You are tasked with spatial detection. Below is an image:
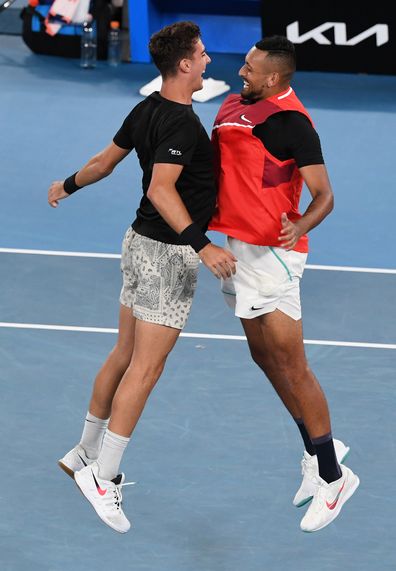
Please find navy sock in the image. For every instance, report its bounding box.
[312,433,342,484]
[294,417,316,456]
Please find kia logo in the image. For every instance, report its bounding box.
[287,21,389,47]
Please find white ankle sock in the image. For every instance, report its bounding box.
[79,411,109,460]
[97,429,130,481]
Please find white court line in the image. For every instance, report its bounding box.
[306,264,396,274]
[0,322,395,350]
[0,247,120,259]
[1,247,395,274]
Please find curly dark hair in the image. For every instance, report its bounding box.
[149,21,201,78]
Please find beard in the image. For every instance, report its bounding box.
[240,84,262,102]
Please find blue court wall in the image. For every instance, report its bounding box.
[128,0,262,62]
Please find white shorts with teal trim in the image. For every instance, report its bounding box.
[221,237,308,321]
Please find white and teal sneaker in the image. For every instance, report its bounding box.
[300,464,359,532]
[293,439,350,507]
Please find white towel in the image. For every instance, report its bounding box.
[139,76,230,103]
[139,75,162,97]
[49,0,80,23]
[192,78,230,102]
[71,0,91,23]
[45,0,90,36]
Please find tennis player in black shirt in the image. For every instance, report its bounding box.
[48,21,236,533]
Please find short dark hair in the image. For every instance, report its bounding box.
[149,21,201,79]
[255,35,296,79]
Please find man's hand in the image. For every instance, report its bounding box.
[278,212,302,250]
[198,243,237,279]
[48,181,69,208]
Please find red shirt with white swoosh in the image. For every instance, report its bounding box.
[209,88,313,253]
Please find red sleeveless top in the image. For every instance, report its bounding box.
[209,88,312,253]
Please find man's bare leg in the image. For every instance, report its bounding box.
[91,319,180,481]
[108,319,181,437]
[89,303,137,420]
[59,304,137,475]
[241,310,341,483]
[76,304,137,462]
[241,310,330,436]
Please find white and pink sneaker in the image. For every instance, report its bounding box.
[74,461,130,533]
[58,444,93,478]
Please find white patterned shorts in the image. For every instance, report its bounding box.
[119,227,200,329]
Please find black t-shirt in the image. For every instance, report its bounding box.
[252,110,324,168]
[113,92,216,244]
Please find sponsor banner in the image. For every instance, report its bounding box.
[261,4,395,75]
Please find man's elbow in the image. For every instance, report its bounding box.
[93,151,115,178]
[147,185,164,205]
[326,192,335,215]
[146,186,155,203]
[97,162,114,178]
[147,182,174,206]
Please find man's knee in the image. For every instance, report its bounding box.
[251,344,308,381]
[128,359,166,393]
[249,345,270,371]
[111,343,134,371]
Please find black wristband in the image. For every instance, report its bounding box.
[63,172,82,195]
[179,223,211,253]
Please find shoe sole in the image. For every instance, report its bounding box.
[58,460,75,479]
[74,473,130,534]
[339,448,350,465]
[294,495,313,508]
[294,446,351,508]
[301,474,360,533]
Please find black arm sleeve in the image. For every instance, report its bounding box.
[253,111,324,168]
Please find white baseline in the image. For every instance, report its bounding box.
[0,322,395,350]
[0,247,395,274]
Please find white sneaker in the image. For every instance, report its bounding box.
[58,444,94,478]
[300,464,359,532]
[74,462,131,533]
[293,439,350,507]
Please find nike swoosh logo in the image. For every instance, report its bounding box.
[250,305,264,311]
[326,481,345,510]
[92,470,107,496]
[77,453,87,467]
[240,114,252,123]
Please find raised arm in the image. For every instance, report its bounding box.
[48,142,131,208]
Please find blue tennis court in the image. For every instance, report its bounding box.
[1,33,396,571]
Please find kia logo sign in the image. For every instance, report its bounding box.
[287,21,389,47]
[261,4,395,74]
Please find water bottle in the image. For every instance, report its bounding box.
[107,21,121,67]
[80,17,97,69]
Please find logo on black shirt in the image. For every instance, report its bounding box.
[169,148,182,156]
